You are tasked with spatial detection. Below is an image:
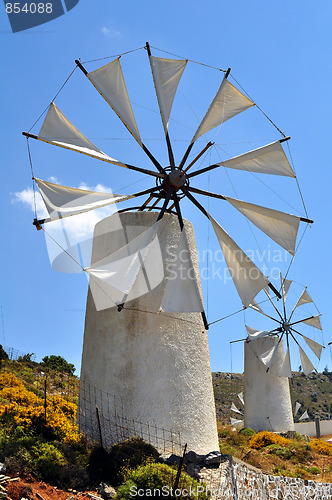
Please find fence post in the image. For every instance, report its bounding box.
[96,406,103,448]
[229,456,239,500]
[173,443,187,495]
[315,416,321,439]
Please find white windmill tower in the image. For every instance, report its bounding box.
[243,276,323,432]
[22,43,314,452]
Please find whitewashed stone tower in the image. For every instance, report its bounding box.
[244,336,294,432]
[79,211,219,454]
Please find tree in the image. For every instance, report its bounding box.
[0,344,8,362]
[41,355,76,375]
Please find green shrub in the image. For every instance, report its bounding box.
[267,444,293,460]
[31,442,66,481]
[239,428,256,437]
[88,438,160,486]
[116,463,209,499]
[294,466,307,478]
[307,466,321,475]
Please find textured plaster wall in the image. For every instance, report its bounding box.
[79,212,219,454]
[244,336,294,432]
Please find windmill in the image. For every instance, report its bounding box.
[230,392,245,427]
[22,43,314,451]
[243,276,323,432]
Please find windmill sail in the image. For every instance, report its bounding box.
[299,410,309,421]
[230,417,243,425]
[280,347,292,378]
[294,401,301,416]
[87,58,142,145]
[160,229,203,313]
[245,325,269,340]
[301,315,322,331]
[209,215,269,308]
[248,299,263,313]
[191,78,254,144]
[259,342,281,371]
[149,56,187,134]
[294,288,313,309]
[238,392,244,406]
[85,223,163,311]
[302,335,323,359]
[299,346,315,376]
[281,277,292,302]
[219,141,296,177]
[38,103,122,164]
[231,402,243,415]
[225,196,301,255]
[35,178,133,221]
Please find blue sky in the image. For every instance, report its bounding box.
[1,0,331,375]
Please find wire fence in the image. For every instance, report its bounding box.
[78,379,183,455]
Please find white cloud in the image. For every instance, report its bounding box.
[101,26,123,38]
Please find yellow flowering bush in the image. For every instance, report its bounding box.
[0,373,80,445]
[311,439,332,456]
[249,431,290,450]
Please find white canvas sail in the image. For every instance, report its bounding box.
[38,103,120,163]
[249,299,263,313]
[294,401,301,417]
[85,223,162,310]
[35,178,133,221]
[87,58,142,145]
[259,342,281,371]
[299,346,315,375]
[301,315,322,331]
[230,417,243,425]
[238,392,244,406]
[281,278,292,302]
[294,288,313,309]
[302,335,323,359]
[299,410,309,421]
[160,230,203,313]
[191,78,254,143]
[245,325,269,340]
[280,347,292,378]
[219,141,296,177]
[225,196,300,255]
[231,402,243,415]
[209,215,269,308]
[149,56,187,134]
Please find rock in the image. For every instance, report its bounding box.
[0,464,6,474]
[67,497,75,500]
[186,463,201,479]
[99,482,116,499]
[204,451,222,466]
[165,454,181,466]
[184,450,198,464]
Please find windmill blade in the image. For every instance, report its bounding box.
[82,58,142,146]
[301,335,323,359]
[208,215,269,308]
[148,54,187,136]
[281,277,292,302]
[280,347,292,378]
[259,341,282,371]
[291,288,313,314]
[76,58,165,174]
[299,410,309,421]
[160,229,204,313]
[294,401,301,416]
[191,77,254,144]
[300,315,322,331]
[34,178,159,222]
[218,140,295,177]
[230,417,244,425]
[248,299,263,313]
[245,325,270,340]
[238,392,244,406]
[225,196,301,255]
[23,103,164,179]
[299,345,315,376]
[85,222,162,311]
[231,402,243,415]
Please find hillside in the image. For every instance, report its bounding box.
[213,371,332,423]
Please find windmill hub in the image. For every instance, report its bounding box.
[167,169,187,190]
[282,320,291,332]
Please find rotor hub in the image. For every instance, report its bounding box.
[167,169,187,190]
[282,320,291,332]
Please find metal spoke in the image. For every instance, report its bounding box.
[187,186,226,201]
[187,163,220,179]
[290,314,322,328]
